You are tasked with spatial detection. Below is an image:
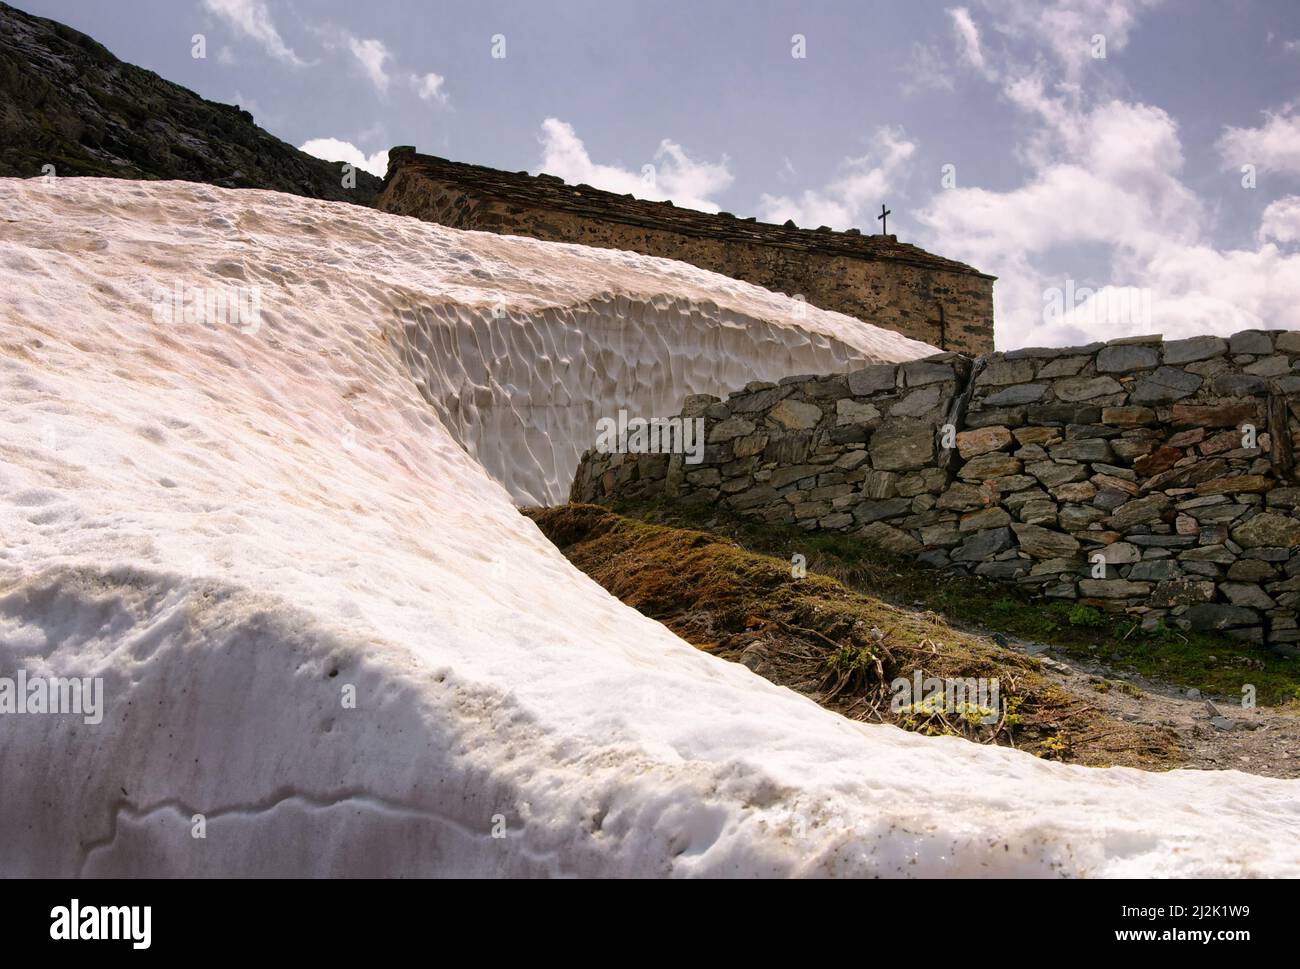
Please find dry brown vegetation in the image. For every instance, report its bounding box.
[528,503,1185,769]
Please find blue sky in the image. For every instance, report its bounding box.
[19,0,1300,349]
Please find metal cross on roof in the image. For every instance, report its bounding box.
[877,203,891,235]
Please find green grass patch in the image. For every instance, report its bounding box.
[528,502,1184,767]
[603,497,1300,706]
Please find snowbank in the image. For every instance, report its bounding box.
[0,178,1297,877]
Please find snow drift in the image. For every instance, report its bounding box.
[0,178,1297,877]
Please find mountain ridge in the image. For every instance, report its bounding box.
[0,1,381,203]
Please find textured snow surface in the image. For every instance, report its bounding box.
[0,177,929,508]
[1,178,1298,877]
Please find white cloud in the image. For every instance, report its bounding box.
[412,72,449,104]
[202,0,304,66]
[1217,110,1300,175]
[536,119,732,213]
[312,27,448,102]
[977,0,1164,83]
[757,127,916,230]
[917,138,1239,348]
[948,7,992,78]
[1261,196,1300,245]
[906,2,1300,348]
[731,0,1300,348]
[347,36,392,93]
[902,43,955,95]
[299,138,389,178]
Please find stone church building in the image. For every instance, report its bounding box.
[376,147,996,354]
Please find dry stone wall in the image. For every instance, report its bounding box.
[571,331,1300,654]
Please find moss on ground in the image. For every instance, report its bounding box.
[527,503,1194,769]
[593,498,1300,707]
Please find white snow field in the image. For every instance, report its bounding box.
[0,178,1298,878]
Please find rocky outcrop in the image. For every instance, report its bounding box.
[0,2,380,203]
[572,331,1300,653]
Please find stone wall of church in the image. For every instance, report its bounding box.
[376,149,996,354]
